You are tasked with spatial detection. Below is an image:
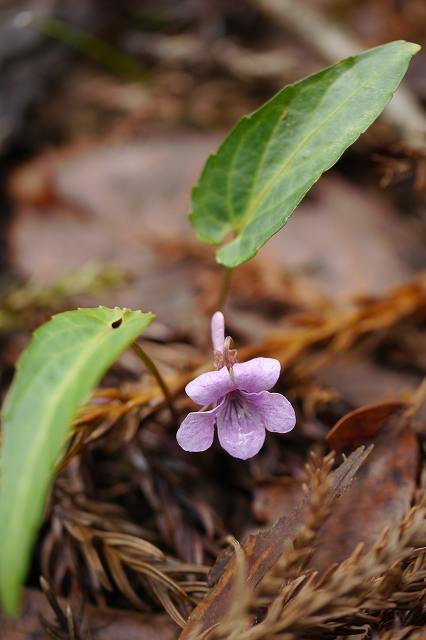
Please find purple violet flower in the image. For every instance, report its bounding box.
[176,311,296,460]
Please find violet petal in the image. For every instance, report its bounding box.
[243,390,296,433]
[185,366,235,406]
[211,311,225,353]
[176,403,222,452]
[233,358,281,393]
[216,394,265,460]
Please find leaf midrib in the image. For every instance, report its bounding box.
[234,54,395,233]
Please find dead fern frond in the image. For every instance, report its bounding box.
[255,497,425,638]
[40,577,86,640]
[202,538,253,640]
[376,627,426,640]
[42,489,210,627]
[239,272,426,378]
[199,454,426,640]
[258,451,335,601]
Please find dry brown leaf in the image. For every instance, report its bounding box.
[252,477,305,524]
[309,403,419,571]
[179,447,370,639]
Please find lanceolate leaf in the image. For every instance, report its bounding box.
[190,41,420,268]
[0,307,154,615]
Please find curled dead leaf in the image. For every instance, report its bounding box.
[310,402,419,572]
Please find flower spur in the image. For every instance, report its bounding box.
[177,312,296,460]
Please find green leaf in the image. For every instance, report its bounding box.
[0,307,154,615]
[190,40,420,267]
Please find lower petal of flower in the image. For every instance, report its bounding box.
[243,390,296,433]
[216,394,265,460]
[176,404,221,452]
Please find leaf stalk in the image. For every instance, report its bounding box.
[217,267,233,310]
[131,342,178,423]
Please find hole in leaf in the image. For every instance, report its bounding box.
[111,318,123,329]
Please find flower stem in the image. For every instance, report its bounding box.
[216,267,233,310]
[131,342,178,423]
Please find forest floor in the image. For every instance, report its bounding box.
[0,1,425,638]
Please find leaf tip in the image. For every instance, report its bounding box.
[408,41,421,55]
[380,39,420,55]
[394,39,421,55]
[394,40,422,56]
